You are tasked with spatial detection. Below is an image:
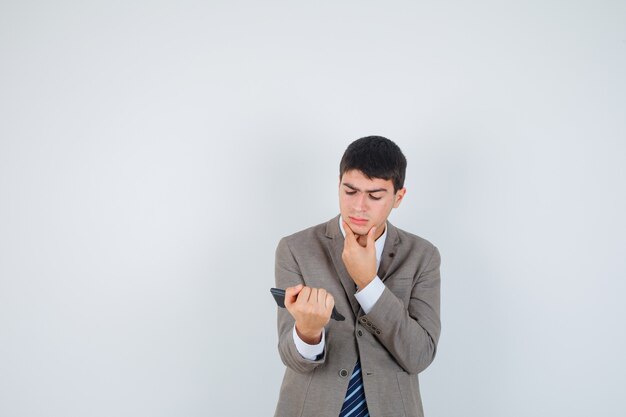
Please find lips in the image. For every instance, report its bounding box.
[349,216,368,225]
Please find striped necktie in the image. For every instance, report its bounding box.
[339,360,369,417]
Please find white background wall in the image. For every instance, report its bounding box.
[1,1,625,416]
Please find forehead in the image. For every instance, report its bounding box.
[340,169,393,189]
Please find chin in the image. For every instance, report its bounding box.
[349,223,370,235]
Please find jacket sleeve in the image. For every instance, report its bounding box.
[275,237,326,373]
[360,245,441,374]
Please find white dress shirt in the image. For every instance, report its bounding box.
[293,216,387,360]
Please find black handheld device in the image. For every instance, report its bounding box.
[270,288,345,321]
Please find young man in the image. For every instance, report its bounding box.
[274,136,441,417]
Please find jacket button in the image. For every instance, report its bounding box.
[339,369,349,378]
[357,329,363,337]
[359,317,367,324]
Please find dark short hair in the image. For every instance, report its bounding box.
[339,136,407,193]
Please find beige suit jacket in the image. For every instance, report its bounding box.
[274,215,441,417]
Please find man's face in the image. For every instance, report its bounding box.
[338,169,406,239]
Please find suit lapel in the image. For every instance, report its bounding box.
[377,221,402,282]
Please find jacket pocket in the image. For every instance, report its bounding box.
[275,369,313,417]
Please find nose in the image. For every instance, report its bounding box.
[353,193,368,212]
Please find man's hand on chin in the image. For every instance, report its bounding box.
[341,221,377,289]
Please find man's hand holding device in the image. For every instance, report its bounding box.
[284,285,335,345]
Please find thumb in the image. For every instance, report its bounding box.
[285,284,303,307]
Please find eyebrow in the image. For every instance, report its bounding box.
[342,182,389,193]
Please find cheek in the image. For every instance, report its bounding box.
[373,201,394,219]
[338,199,350,214]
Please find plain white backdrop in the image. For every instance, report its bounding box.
[1,1,625,416]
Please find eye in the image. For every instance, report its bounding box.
[369,195,382,201]
[345,190,357,195]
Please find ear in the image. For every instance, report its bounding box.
[393,188,406,208]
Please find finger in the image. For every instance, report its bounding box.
[367,226,377,247]
[325,292,335,310]
[317,288,327,305]
[284,284,303,307]
[342,221,356,241]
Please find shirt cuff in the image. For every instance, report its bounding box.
[293,325,325,360]
[355,276,385,314]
